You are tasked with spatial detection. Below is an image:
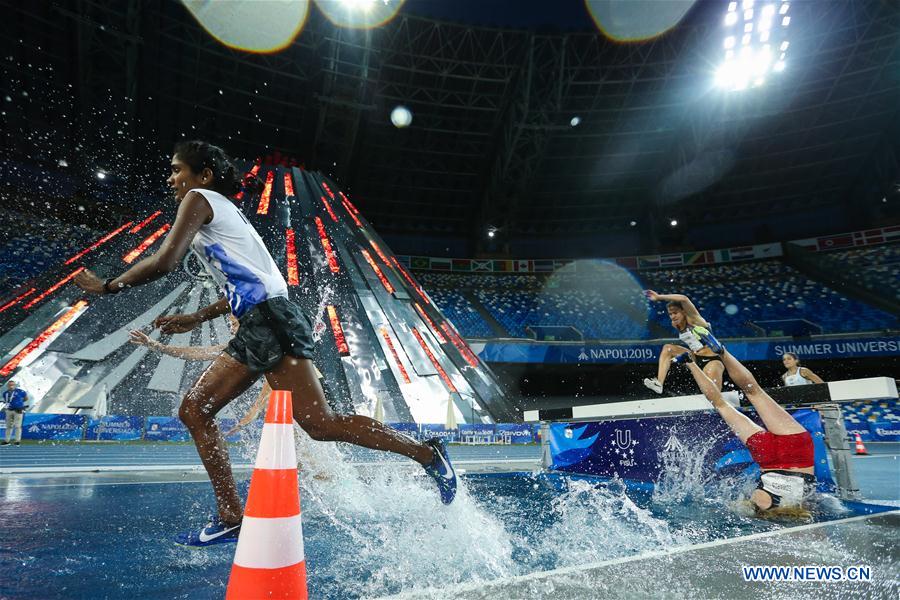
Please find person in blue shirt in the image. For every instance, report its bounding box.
[2,380,29,446]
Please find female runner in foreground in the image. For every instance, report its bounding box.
[643,290,726,395]
[75,141,456,546]
[680,339,816,517]
[780,352,825,387]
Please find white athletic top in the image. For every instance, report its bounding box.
[188,188,287,317]
[678,326,706,352]
[783,369,814,387]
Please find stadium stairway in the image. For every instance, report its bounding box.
[461,289,510,337]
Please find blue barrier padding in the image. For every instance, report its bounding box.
[548,408,836,494]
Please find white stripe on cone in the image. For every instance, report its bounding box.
[233,515,306,570]
[254,423,298,470]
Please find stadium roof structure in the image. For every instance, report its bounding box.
[3,1,898,248]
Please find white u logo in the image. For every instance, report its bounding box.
[615,429,632,449]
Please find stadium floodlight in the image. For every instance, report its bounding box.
[780,2,789,14]
[96,171,106,180]
[715,0,791,91]
[669,219,678,227]
[570,116,581,127]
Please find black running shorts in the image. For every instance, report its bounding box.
[225,296,316,373]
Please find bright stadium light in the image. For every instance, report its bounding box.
[669,219,678,227]
[715,0,791,91]
[96,171,107,180]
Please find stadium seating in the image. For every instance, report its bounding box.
[423,286,495,338]
[418,259,897,339]
[0,209,97,290]
[819,244,900,302]
[842,398,900,426]
[640,268,897,337]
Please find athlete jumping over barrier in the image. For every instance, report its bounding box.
[677,333,816,519]
[643,290,726,396]
[75,140,457,547]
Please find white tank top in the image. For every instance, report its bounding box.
[678,326,706,352]
[188,188,287,317]
[784,369,813,386]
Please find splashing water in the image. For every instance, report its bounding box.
[526,477,682,569]
[652,428,723,505]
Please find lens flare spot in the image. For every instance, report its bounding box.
[585,0,698,41]
[315,0,405,30]
[181,0,310,53]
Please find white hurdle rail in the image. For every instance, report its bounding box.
[523,377,898,423]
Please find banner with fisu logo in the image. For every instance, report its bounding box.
[547,409,835,493]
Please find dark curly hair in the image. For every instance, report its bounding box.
[173,140,241,196]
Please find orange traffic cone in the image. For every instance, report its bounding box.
[226,390,308,600]
[854,433,869,456]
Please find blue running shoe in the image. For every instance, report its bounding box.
[691,325,724,354]
[423,438,457,505]
[175,516,241,547]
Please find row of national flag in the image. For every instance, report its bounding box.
[399,244,784,273]
[400,256,569,273]
[793,225,900,252]
[398,226,898,273]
